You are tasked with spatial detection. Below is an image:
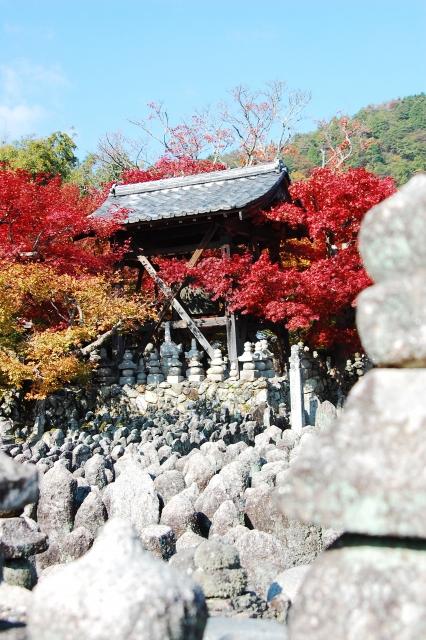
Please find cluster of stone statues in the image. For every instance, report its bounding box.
[112,323,277,387]
[88,322,278,387]
[238,340,276,381]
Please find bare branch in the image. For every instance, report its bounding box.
[78,321,124,356]
[93,129,149,178]
[317,112,368,171]
[50,297,70,325]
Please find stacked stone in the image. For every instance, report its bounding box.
[228,361,239,381]
[118,351,136,386]
[166,354,183,384]
[0,452,42,631]
[276,175,426,639]
[206,349,226,382]
[146,349,164,385]
[89,348,117,386]
[262,339,275,378]
[193,538,269,619]
[254,340,275,379]
[186,340,205,382]
[0,454,42,587]
[238,342,259,382]
[0,515,47,590]
[135,358,147,385]
[187,339,200,361]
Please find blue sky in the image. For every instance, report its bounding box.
[0,0,425,161]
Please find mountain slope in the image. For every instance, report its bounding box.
[286,93,426,185]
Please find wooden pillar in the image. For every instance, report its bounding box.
[238,315,248,355]
[275,323,291,374]
[111,331,126,364]
[221,234,238,369]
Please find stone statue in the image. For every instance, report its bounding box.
[118,350,137,386]
[206,349,226,382]
[186,339,205,382]
[238,342,259,381]
[146,349,164,385]
[160,322,183,379]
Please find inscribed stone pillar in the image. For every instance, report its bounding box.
[289,345,304,434]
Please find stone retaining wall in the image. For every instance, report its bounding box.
[0,377,289,445]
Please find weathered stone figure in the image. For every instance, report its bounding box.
[146,348,164,385]
[276,174,426,639]
[118,350,137,386]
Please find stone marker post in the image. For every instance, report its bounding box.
[289,344,304,434]
[275,175,426,639]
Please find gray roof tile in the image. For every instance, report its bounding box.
[91,160,287,225]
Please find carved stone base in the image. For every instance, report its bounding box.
[167,375,184,383]
[240,370,260,381]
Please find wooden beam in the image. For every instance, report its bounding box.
[187,224,218,267]
[169,317,227,329]
[137,255,215,358]
[131,224,217,358]
[138,317,227,331]
[135,240,223,258]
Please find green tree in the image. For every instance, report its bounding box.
[0,132,78,180]
[68,153,120,190]
[286,94,426,185]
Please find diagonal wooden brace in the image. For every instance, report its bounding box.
[136,254,215,359]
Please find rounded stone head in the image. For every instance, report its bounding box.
[359,174,426,283]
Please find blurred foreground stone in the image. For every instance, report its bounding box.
[28,518,207,640]
[276,175,426,639]
[0,452,41,636]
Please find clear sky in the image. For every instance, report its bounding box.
[0,0,425,161]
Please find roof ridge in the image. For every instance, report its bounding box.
[111,159,284,197]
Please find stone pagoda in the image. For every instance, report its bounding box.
[238,342,259,381]
[185,339,205,382]
[160,322,183,383]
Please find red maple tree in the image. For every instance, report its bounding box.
[0,163,123,274]
[153,167,396,351]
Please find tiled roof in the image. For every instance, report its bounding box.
[91,160,288,225]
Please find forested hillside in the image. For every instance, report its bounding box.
[286,93,426,185]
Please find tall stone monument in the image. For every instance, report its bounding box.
[289,344,304,434]
[276,175,426,638]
